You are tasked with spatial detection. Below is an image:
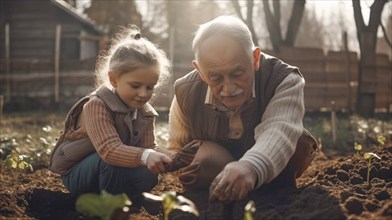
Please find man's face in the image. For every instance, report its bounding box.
[194,35,260,110]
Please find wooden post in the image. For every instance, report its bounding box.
[0,95,3,123]
[331,101,337,145]
[168,26,175,101]
[54,24,61,103]
[343,31,352,112]
[5,23,10,102]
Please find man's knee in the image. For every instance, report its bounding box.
[269,129,318,187]
[294,129,318,177]
[179,141,235,190]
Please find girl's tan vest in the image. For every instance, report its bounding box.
[49,86,157,175]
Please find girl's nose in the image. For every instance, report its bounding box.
[138,87,147,97]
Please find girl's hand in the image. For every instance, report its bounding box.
[146,152,173,174]
[165,140,201,172]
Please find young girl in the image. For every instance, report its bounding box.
[49,25,174,207]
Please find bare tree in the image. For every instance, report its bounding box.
[295,5,325,49]
[231,0,258,45]
[262,0,306,52]
[84,0,143,37]
[352,0,388,117]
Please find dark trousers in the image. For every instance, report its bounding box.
[179,129,318,190]
[62,153,158,199]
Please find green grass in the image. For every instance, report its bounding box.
[1,112,391,171]
[304,112,391,153]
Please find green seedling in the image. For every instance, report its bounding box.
[354,142,363,157]
[76,190,132,220]
[143,191,199,220]
[363,152,381,186]
[376,135,386,150]
[244,200,256,220]
[4,153,33,172]
[0,137,17,160]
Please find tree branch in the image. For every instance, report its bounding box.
[263,0,282,51]
[246,0,253,24]
[368,0,387,31]
[352,0,365,31]
[284,0,306,46]
[380,19,392,48]
[272,0,281,28]
[231,0,245,21]
[246,0,259,46]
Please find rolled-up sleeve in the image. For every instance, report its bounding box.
[240,72,305,188]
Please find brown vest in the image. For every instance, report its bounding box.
[49,86,157,175]
[175,53,301,159]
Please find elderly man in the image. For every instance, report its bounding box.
[166,15,318,203]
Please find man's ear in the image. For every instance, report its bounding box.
[109,72,117,88]
[193,60,207,82]
[253,47,261,71]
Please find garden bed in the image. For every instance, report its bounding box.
[0,113,391,220]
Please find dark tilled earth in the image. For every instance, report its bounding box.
[1,145,391,220]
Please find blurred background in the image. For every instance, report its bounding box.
[0,0,391,171]
[0,0,391,118]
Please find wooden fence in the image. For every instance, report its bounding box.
[264,47,391,112]
[0,47,391,112]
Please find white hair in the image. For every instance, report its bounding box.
[192,15,255,60]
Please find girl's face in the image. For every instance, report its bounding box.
[109,65,160,109]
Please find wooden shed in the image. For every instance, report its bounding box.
[0,0,106,111]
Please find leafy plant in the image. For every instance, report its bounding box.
[143,191,199,220]
[4,153,33,172]
[76,190,132,220]
[244,200,256,220]
[363,152,381,186]
[0,137,18,160]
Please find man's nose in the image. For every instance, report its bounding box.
[222,78,236,95]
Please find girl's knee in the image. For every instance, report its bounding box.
[137,168,158,191]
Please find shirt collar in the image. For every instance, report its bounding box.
[131,109,138,120]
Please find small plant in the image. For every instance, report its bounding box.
[376,135,386,150]
[4,153,33,172]
[244,200,256,220]
[143,191,199,220]
[0,137,18,160]
[363,152,381,186]
[354,142,363,157]
[76,190,132,220]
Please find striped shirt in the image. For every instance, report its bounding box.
[77,98,156,167]
[167,72,304,188]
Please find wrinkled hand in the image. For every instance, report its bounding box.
[146,152,172,175]
[165,140,202,172]
[209,161,257,203]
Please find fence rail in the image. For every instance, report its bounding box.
[0,47,391,112]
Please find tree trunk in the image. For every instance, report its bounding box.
[263,0,283,52]
[263,0,305,52]
[284,0,306,46]
[352,0,387,117]
[231,0,259,46]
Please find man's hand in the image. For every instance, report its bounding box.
[209,161,257,202]
[165,140,202,172]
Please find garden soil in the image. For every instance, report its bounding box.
[1,144,391,220]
